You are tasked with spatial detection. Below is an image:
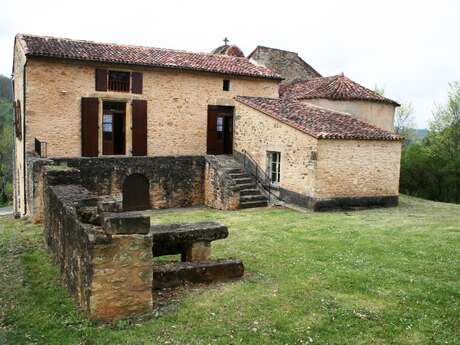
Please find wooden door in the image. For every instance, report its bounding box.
[81,97,99,157]
[207,106,234,155]
[132,100,148,156]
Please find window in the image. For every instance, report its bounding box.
[267,151,281,186]
[103,114,113,140]
[108,71,130,92]
[223,79,230,91]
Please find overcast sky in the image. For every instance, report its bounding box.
[2,0,459,128]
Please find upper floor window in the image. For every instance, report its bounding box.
[223,79,230,91]
[108,71,130,92]
[95,69,143,94]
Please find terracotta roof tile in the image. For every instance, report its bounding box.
[17,34,281,80]
[279,74,399,106]
[235,96,402,141]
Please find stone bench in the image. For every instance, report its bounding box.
[151,221,228,262]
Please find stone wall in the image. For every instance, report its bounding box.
[234,102,319,197]
[249,46,321,84]
[43,166,153,321]
[304,98,396,132]
[23,58,279,157]
[315,139,401,199]
[204,156,240,210]
[12,40,27,215]
[28,156,205,222]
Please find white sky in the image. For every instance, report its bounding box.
[2,0,459,128]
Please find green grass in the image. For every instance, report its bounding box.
[1,195,459,344]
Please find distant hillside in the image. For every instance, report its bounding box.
[0,75,12,101]
[414,128,428,140]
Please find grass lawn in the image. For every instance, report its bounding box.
[0,195,459,345]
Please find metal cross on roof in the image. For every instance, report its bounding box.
[223,37,229,45]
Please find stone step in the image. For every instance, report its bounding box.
[225,168,243,174]
[240,188,262,196]
[240,194,267,203]
[228,172,249,179]
[233,177,254,185]
[239,200,268,209]
[235,182,257,190]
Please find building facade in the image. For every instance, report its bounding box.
[12,34,402,216]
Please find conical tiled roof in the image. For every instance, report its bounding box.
[280,74,399,106]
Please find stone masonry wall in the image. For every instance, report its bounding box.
[24,58,279,157]
[28,156,205,222]
[249,46,321,85]
[315,139,401,199]
[304,99,396,132]
[234,102,318,197]
[204,156,240,210]
[43,166,153,321]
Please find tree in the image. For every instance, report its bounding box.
[399,82,460,204]
[394,102,416,144]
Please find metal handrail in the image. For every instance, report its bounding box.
[240,149,277,203]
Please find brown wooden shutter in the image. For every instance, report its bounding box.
[95,69,108,91]
[132,100,147,156]
[81,97,99,157]
[14,100,22,140]
[131,72,143,94]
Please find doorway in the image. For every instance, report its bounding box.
[102,101,126,155]
[122,174,150,211]
[207,105,234,155]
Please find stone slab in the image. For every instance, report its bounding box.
[102,213,150,234]
[151,221,228,257]
[152,259,244,289]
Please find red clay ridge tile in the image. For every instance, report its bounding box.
[235,96,402,141]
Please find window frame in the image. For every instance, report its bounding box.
[267,151,281,187]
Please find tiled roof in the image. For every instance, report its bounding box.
[16,34,281,80]
[235,96,401,141]
[279,74,399,106]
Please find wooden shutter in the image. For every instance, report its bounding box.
[81,97,99,157]
[14,100,22,140]
[131,72,143,94]
[131,100,147,156]
[95,69,108,91]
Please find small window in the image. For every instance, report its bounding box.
[223,79,230,91]
[108,71,130,92]
[267,151,281,186]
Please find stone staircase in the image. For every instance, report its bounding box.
[214,155,268,209]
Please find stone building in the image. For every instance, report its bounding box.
[12,34,402,217]
[248,46,322,84]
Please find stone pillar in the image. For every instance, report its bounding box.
[185,241,211,262]
[89,213,153,321]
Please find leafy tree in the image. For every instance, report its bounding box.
[0,74,13,205]
[400,82,460,203]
